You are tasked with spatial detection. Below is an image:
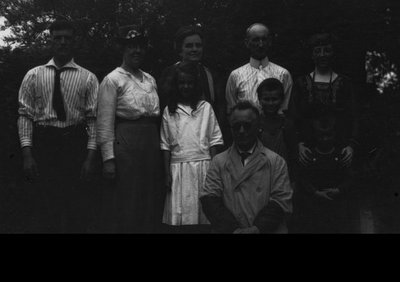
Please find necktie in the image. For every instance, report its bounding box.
[240,152,251,166]
[52,68,67,121]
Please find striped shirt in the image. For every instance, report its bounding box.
[17,59,99,150]
[225,57,293,114]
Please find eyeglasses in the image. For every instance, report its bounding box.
[231,122,253,132]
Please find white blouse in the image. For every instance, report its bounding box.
[97,67,160,161]
[160,101,223,163]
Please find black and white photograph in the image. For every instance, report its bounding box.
[0,0,399,234]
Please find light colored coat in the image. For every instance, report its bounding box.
[201,140,293,231]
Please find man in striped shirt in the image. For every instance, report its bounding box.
[17,20,99,233]
[225,23,293,115]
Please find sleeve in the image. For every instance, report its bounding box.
[17,69,36,148]
[225,71,238,115]
[96,76,118,162]
[283,118,299,182]
[85,72,99,150]
[160,108,171,151]
[280,70,294,112]
[207,104,224,147]
[345,79,360,149]
[253,156,293,233]
[270,156,293,213]
[291,77,310,144]
[297,164,317,195]
[200,156,240,233]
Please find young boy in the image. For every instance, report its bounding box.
[295,109,356,233]
[257,78,297,182]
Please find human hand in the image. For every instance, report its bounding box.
[22,147,39,183]
[23,155,39,183]
[233,226,260,234]
[340,146,354,167]
[165,172,172,191]
[81,158,95,182]
[299,143,313,166]
[103,159,116,180]
[327,188,340,199]
[314,190,334,201]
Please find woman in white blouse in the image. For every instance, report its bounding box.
[96,26,162,233]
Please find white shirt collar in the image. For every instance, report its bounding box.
[46,58,78,69]
[249,56,269,69]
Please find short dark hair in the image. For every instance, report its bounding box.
[257,78,284,99]
[49,20,76,35]
[174,25,203,52]
[230,101,260,122]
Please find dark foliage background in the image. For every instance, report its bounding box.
[1,0,399,232]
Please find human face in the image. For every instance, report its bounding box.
[230,109,259,151]
[180,34,203,62]
[313,119,336,152]
[246,25,271,60]
[178,72,196,102]
[51,29,75,61]
[315,131,335,152]
[259,89,283,115]
[312,44,334,69]
[122,41,146,70]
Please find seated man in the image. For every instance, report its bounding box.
[200,101,293,233]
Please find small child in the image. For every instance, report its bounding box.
[257,78,297,182]
[295,110,355,233]
[160,61,224,233]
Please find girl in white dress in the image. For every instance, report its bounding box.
[160,61,224,233]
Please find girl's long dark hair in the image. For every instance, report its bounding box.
[167,61,202,114]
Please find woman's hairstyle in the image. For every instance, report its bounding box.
[167,61,202,114]
[256,78,284,99]
[174,25,203,52]
[308,32,336,50]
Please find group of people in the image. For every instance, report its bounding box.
[17,18,382,233]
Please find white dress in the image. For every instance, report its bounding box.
[160,100,224,225]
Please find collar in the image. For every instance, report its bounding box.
[177,100,207,116]
[236,142,257,155]
[45,58,79,70]
[250,56,269,69]
[116,67,148,80]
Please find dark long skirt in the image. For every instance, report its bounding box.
[114,117,163,233]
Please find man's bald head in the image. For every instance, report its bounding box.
[245,23,271,60]
[246,23,270,39]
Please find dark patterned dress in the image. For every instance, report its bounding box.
[291,74,360,148]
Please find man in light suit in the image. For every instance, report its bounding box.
[200,101,292,233]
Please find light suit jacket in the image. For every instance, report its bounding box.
[201,140,293,232]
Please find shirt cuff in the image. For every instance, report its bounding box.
[20,138,32,148]
[160,143,170,151]
[87,139,97,151]
[101,141,115,162]
[210,140,224,147]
